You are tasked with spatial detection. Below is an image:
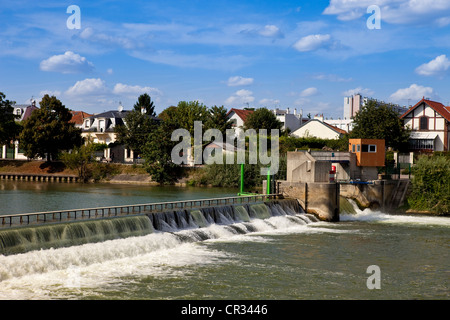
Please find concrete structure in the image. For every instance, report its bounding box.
[290,117,346,140]
[400,98,450,152]
[344,93,407,120]
[324,118,354,133]
[343,94,367,119]
[286,151,332,183]
[275,181,340,222]
[272,108,305,133]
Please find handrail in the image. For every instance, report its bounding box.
[0,194,283,228]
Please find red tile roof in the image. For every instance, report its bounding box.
[323,122,347,135]
[70,111,92,124]
[226,108,254,122]
[400,98,450,122]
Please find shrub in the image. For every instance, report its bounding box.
[408,155,450,214]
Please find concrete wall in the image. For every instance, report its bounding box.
[276,181,340,222]
[287,151,331,183]
[340,180,406,210]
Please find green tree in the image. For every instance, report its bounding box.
[19,94,83,162]
[349,99,410,151]
[175,101,210,135]
[115,109,158,156]
[133,93,156,116]
[206,105,232,135]
[142,119,182,184]
[0,92,21,145]
[244,107,282,132]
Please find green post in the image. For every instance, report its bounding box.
[240,163,244,194]
[267,168,270,195]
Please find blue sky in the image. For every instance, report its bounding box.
[1,0,450,118]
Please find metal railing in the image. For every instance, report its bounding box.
[0,194,282,228]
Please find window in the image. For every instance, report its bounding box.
[362,144,377,152]
[409,139,434,150]
[419,116,428,130]
[352,144,355,152]
[357,144,360,152]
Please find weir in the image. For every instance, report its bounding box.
[0,195,316,255]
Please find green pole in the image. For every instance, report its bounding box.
[240,163,244,194]
[267,168,270,195]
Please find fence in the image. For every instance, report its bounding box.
[0,194,282,228]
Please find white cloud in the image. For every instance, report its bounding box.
[312,73,352,82]
[390,84,436,102]
[39,90,62,98]
[113,83,162,98]
[300,87,319,97]
[225,89,255,106]
[65,78,109,96]
[323,0,450,25]
[259,98,280,106]
[415,55,450,77]
[227,76,254,87]
[258,25,284,38]
[239,24,284,39]
[342,87,374,97]
[40,51,94,74]
[293,34,331,52]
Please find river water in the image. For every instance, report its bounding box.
[0,180,448,300]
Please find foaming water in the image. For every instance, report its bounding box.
[0,204,323,299]
[340,199,450,227]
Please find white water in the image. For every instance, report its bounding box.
[341,199,450,227]
[1,203,448,300]
[0,214,325,299]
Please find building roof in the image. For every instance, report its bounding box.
[400,98,450,122]
[70,111,92,125]
[294,119,346,136]
[226,108,254,122]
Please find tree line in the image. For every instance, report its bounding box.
[1,91,413,186]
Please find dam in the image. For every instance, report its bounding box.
[0,194,317,255]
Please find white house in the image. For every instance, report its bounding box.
[82,108,159,163]
[290,118,346,140]
[1,101,39,160]
[400,98,450,152]
[226,108,254,137]
[272,108,305,133]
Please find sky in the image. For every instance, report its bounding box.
[1,0,450,119]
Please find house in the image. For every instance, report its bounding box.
[70,111,92,128]
[203,141,245,164]
[1,101,39,160]
[13,100,39,122]
[271,108,305,133]
[290,116,347,140]
[226,108,254,137]
[400,98,450,152]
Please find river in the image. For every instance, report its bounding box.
[0,180,448,301]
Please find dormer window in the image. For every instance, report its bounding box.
[419,116,428,130]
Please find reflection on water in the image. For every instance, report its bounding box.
[0,180,238,215]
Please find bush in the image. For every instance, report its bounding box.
[408,155,450,214]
